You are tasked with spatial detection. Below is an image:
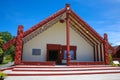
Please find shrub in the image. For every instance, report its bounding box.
[0,72,7,80]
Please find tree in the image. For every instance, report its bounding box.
[0,32,13,43]
[0,32,15,63]
[0,36,4,63]
[4,45,15,61]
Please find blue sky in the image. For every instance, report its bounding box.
[0,0,120,46]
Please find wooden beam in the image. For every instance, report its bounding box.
[70,25,94,46]
[70,19,97,45]
[70,11,103,43]
[70,16,100,44]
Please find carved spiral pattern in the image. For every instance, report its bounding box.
[15,26,23,65]
[103,33,110,64]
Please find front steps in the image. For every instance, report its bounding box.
[2,65,120,76]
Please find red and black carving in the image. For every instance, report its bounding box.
[14,25,24,65]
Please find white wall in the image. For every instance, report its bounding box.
[22,22,94,62]
[70,28,94,62]
[22,22,66,61]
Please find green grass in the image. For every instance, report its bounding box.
[0,55,13,66]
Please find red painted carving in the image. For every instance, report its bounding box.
[66,4,71,65]
[104,33,110,64]
[14,25,24,65]
[2,38,16,50]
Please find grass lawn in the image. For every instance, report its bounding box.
[0,55,13,66]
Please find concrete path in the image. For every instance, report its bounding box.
[0,62,14,69]
[4,74,120,80]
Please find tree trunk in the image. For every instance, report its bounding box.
[0,54,3,64]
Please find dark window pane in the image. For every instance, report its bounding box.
[32,49,41,55]
[70,50,74,59]
[64,50,67,59]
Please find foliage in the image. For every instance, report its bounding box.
[0,32,15,64]
[109,54,113,65]
[0,72,7,79]
[0,32,13,43]
[112,63,120,67]
[0,48,3,56]
[109,54,120,67]
[2,55,12,65]
[4,46,15,61]
[0,36,4,64]
[0,36,4,45]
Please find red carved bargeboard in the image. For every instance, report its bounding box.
[2,38,16,50]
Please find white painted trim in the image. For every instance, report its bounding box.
[101,43,104,61]
[94,45,97,61]
[70,26,94,46]
[70,16,100,44]
[98,44,101,61]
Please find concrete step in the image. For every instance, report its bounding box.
[2,65,120,76]
[7,70,120,76]
[14,65,112,68]
[12,67,120,71]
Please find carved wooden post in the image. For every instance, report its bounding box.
[104,33,110,64]
[15,25,24,65]
[66,4,71,65]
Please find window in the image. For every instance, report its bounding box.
[63,50,75,60]
[70,50,74,59]
[32,49,41,55]
[64,50,67,59]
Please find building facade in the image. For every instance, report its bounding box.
[2,4,114,65]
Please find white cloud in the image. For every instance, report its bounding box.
[114,42,120,45]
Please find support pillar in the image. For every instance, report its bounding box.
[101,43,104,61]
[104,33,110,64]
[98,44,101,61]
[66,4,71,65]
[94,45,97,61]
[15,25,24,65]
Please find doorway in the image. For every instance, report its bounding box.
[48,50,59,64]
[47,44,62,65]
